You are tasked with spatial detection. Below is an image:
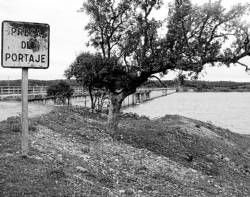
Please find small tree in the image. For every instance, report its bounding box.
[174,72,186,91]
[65,52,109,111]
[47,81,74,105]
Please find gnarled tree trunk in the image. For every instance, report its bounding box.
[88,86,97,112]
[108,92,125,133]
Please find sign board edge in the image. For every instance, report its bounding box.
[1,20,50,69]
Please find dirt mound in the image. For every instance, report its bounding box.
[0,107,249,196]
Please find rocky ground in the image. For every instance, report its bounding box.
[0,106,249,196]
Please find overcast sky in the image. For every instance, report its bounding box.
[0,0,250,82]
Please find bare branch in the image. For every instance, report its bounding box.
[237,61,250,71]
[149,75,168,88]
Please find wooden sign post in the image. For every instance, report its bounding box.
[1,20,50,157]
[21,68,29,155]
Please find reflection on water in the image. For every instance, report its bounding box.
[123,92,250,135]
[0,101,54,121]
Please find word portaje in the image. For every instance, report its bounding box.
[5,53,46,63]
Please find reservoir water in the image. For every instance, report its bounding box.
[123,92,250,135]
[0,102,54,121]
[1,92,249,134]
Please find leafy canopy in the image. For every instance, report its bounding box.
[76,0,250,95]
[47,81,74,104]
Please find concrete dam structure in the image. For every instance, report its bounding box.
[121,88,176,108]
[0,86,176,108]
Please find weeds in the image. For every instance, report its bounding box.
[5,116,37,133]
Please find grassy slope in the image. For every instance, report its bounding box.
[0,107,250,196]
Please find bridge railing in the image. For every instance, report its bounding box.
[0,86,176,96]
[0,86,47,95]
[137,87,175,91]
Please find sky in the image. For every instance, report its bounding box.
[0,0,250,82]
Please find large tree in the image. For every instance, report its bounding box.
[77,0,250,132]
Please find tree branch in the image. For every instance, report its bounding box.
[149,75,168,88]
[237,61,250,71]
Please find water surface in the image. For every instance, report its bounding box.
[124,92,250,134]
[0,101,54,121]
[1,93,249,134]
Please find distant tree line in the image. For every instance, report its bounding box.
[184,81,250,92]
[1,79,250,92]
[0,79,79,87]
[142,80,250,92]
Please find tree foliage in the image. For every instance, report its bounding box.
[65,52,111,110]
[165,0,250,72]
[47,81,74,105]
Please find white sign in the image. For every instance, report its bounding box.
[1,20,49,69]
